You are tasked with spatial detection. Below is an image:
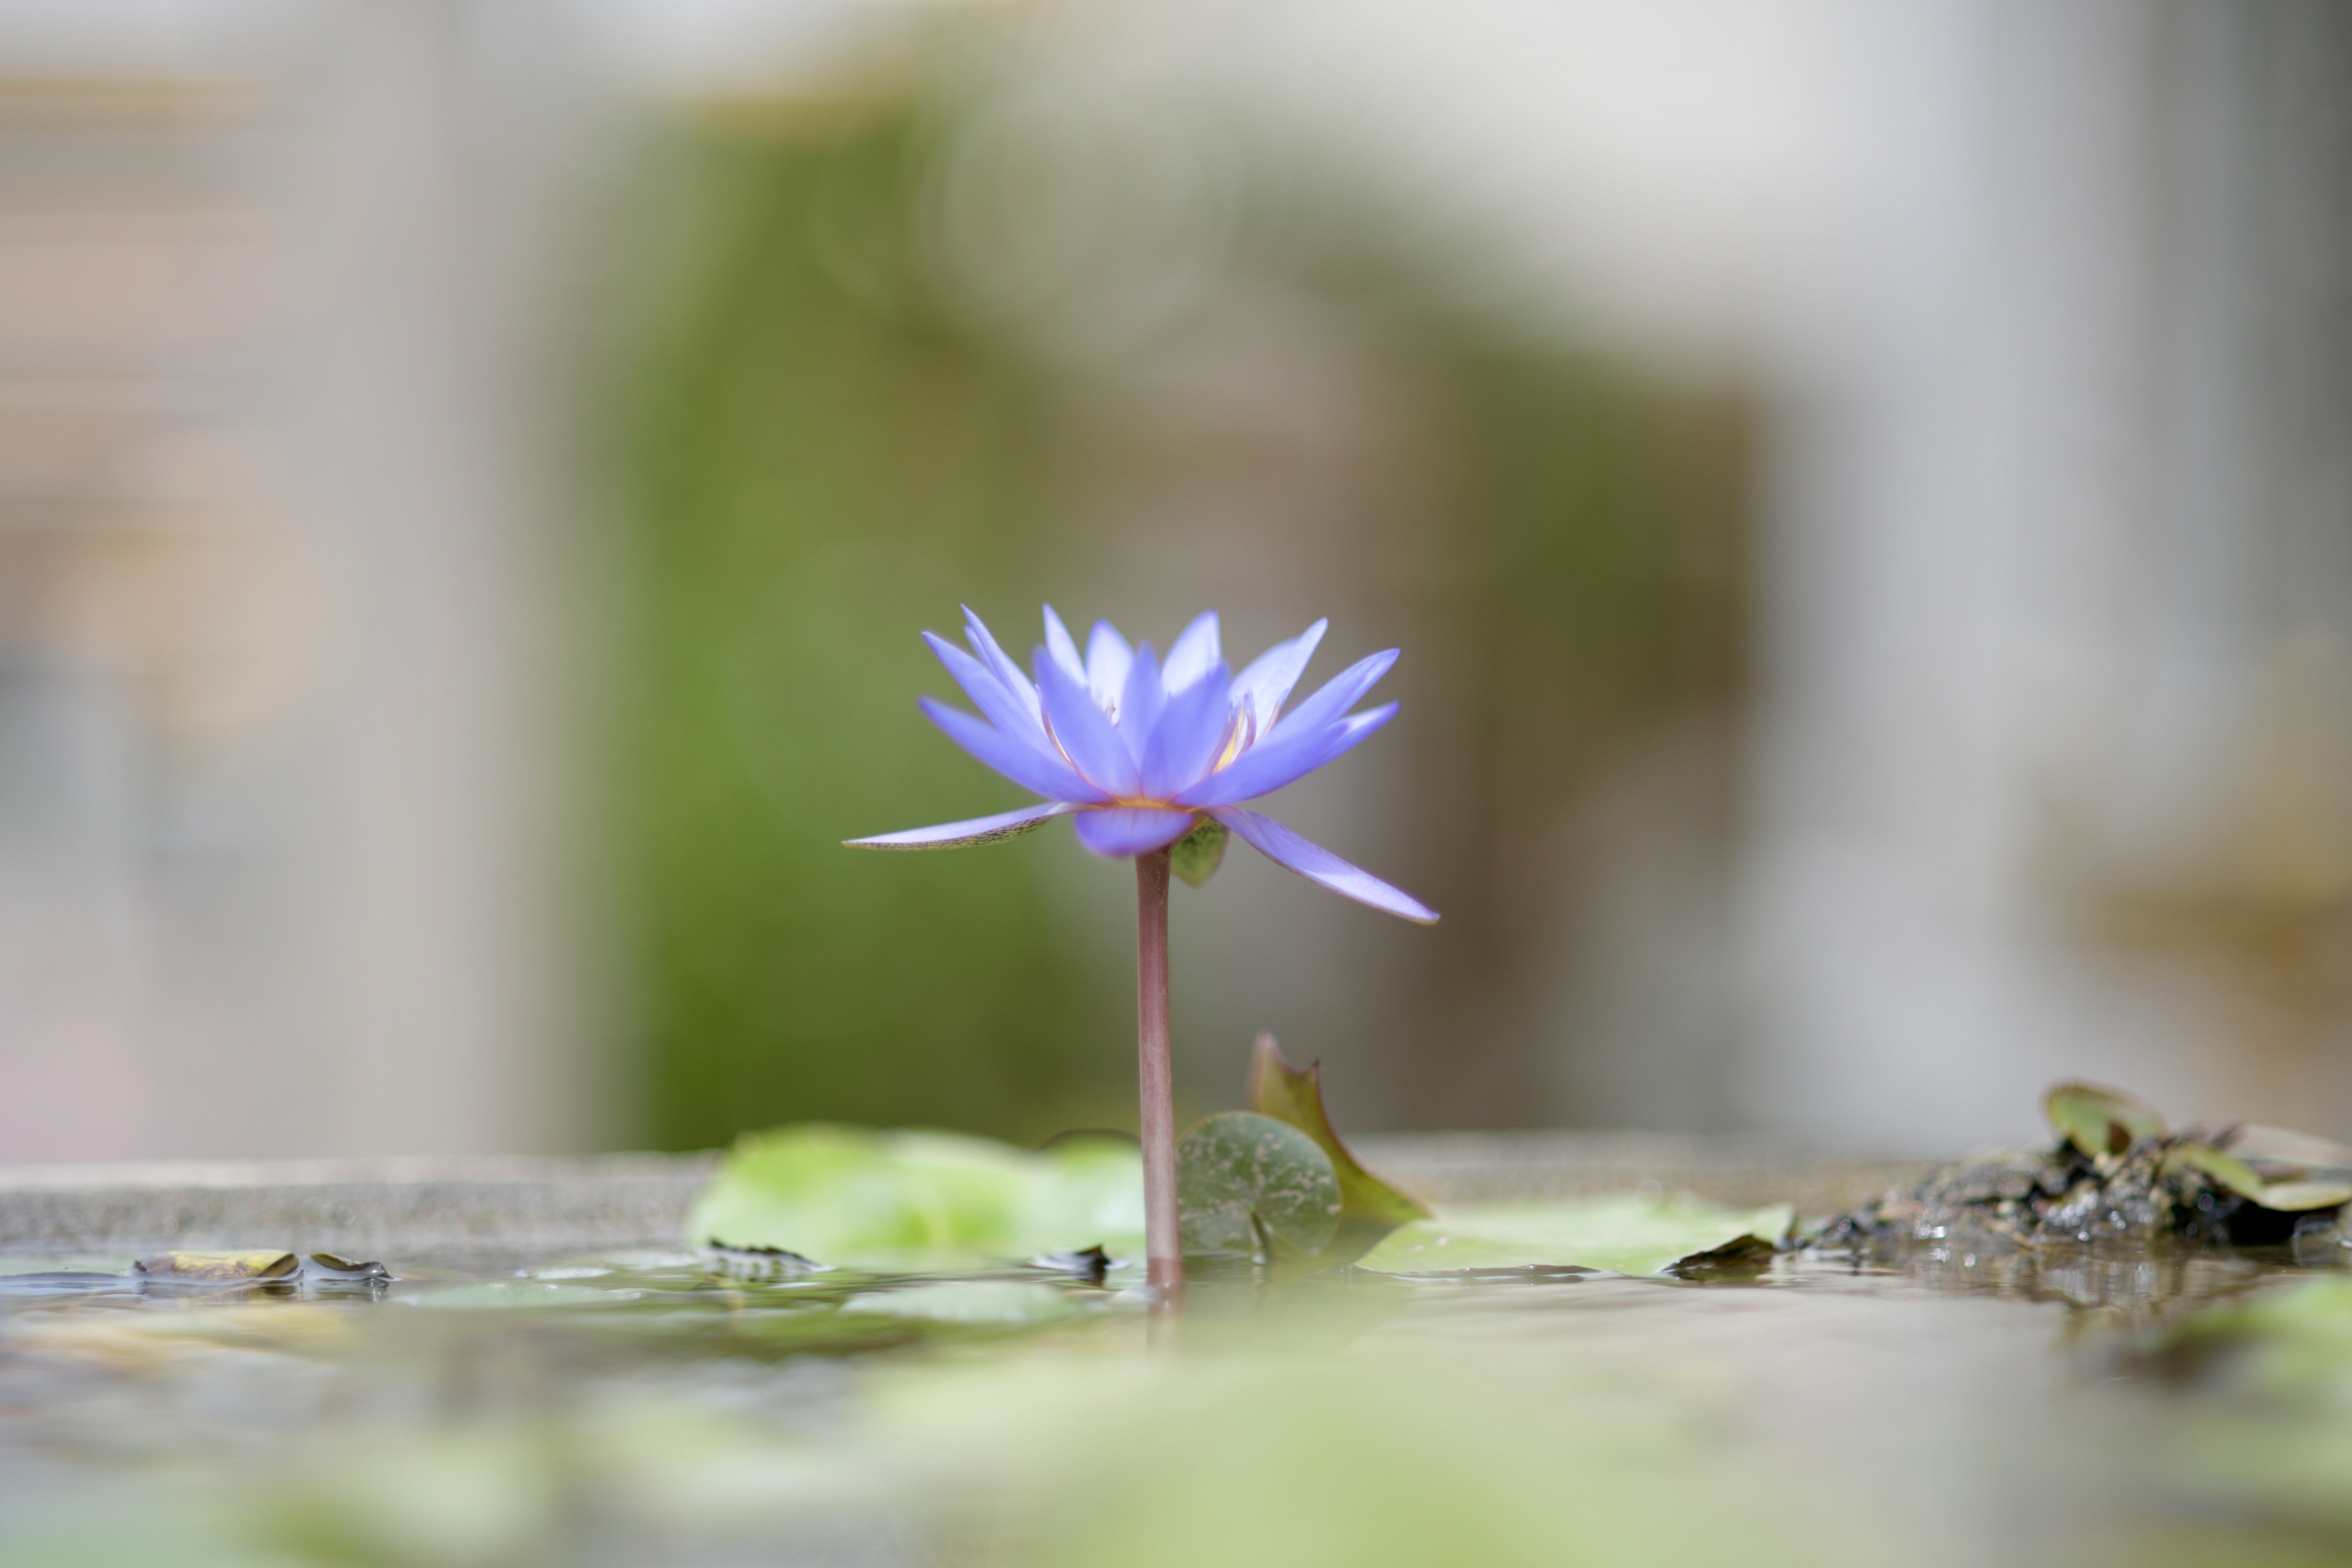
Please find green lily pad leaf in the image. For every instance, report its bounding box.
[685,1123,1144,1267]
[1354,1194,1794,1277]
[1170,818,1229,887]
[2162,1142,2267,1199]
[1177,1112,1343,1258]
[2252,1181,2352,1214]
[1246,1033,1430,1231]
[840,1281,1079,1325]
[2045,1080,2168,1157]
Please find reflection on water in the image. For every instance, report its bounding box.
[1,1235,2348,1566]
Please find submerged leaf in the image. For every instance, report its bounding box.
[2140,1276,2352,1400]
[841,1281,1079,1325]
[1169,818,1229,887]
[684,1124,1144,1267]
[1354,1195,1793,1278]
[1246,1034,1430,1231]
[2046,1081,2168,1158]
[1177,1112,1343,1258]
[409,1282,618,1309]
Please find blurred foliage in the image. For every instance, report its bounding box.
[686,1122,1143,1266]
[601,109,1131,1149]
[597,75,1753,1147]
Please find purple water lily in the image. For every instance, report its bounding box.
[845,605,1434,1307]
[845,606,1436,924]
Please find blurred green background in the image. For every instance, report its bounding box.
[600,76,1752,1151]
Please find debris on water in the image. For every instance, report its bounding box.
[1668,1232,1779,1281]
[701,1242,830,1280]
[1814,1081,2352,1252]
[1029,1244,1111,1282]
[132,1250,301,1283]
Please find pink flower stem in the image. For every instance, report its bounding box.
[1135,847,1182,1309]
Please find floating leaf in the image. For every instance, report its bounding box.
[1354,1195,1793,1277]
[133,1251,299,1282]
[2162,1143,2267,1199]
[684,1124,1144,1267]
[1170,818,1229,887]
[1246,1034,1429,1231]
[2045,1081,2167,1157]
[2252,1182,2352,1214]
[1177,1112,1342,1258]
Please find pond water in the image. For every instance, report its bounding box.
[3,1230,2350,1568]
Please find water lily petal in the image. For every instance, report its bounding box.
[961,607,1043,728]
[1042,605,1088,684]
[1160,611,1222,694]
[924,632,1057,752]
[1085,621,1132,714]
[1072,806,1196,857]
[845,801,1078,849]
[1140,662,1234,798]
[1264,648,1399,744]
[1036,652,1143,796]
[1210,806,1438,923]
[920,698,1107,803]
[1173,704,1397,808]
[1230,618,1326,731]
[1114,643,1164,760]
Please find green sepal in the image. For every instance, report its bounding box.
[1170,818,1229,887]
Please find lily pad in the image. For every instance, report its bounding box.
[684,1124,1144,1267]
[2046,1081,2167,1158]
[1170,818,1229,887]
[1176,1112,1343,1258]
[1246,1034,1429,1231]
[1354,1194,1794,1277]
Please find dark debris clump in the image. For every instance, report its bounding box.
[1810,1082,2352,1253]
